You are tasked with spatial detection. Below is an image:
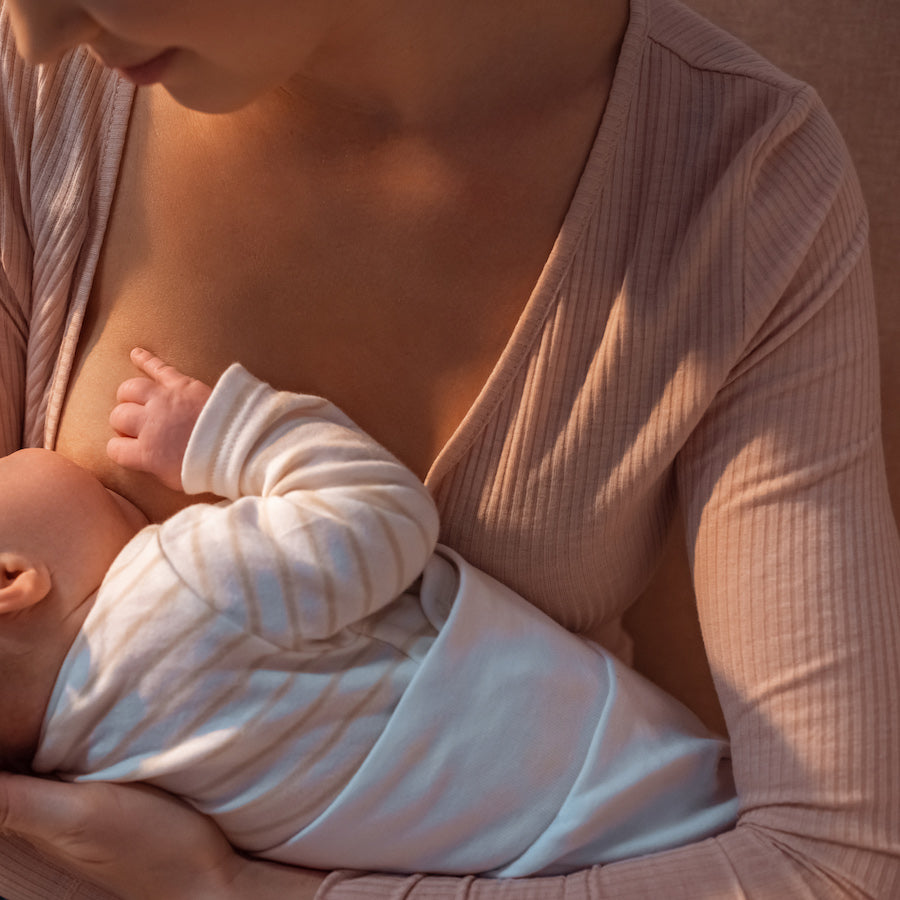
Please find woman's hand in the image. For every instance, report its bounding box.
[0,773,327,899]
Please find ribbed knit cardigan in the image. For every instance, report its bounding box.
[1,0,898,897]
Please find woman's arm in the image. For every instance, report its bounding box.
[663,100,900,897]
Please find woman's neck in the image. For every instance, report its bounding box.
[264,0,630,138]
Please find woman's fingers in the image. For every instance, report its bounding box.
[0,773,91,847]
[0,775,244,900]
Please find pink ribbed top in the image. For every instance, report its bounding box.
[1,0,898,897]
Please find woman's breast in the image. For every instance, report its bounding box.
[53,286,233,521]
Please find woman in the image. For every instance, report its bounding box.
[1,0,898,897]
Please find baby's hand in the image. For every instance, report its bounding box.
[107,348,213,492]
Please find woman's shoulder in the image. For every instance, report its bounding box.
[644,0,806,94]
[644,1,867,313]
[609,0,864,284]
[595,0,855,226]
[635,0,849,169]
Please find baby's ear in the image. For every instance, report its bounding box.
[0,553,51,613]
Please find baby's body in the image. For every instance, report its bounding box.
[2,351,737,876]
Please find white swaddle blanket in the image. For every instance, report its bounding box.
[265,547,738,876]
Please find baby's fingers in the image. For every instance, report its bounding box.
[109,400,147,438]
[115,376,155,409]
[106,434,144,471]
[130,347,188,388]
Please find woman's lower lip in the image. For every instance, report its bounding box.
[117,48,177,86]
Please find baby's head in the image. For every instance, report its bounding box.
[0,449,148,771]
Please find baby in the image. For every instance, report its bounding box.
[1,349,738,877]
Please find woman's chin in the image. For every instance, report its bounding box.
[156,72,279,116]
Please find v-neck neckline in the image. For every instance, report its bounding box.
[424,0,648,489]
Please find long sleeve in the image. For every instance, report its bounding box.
[670,95,900,895]
[0,9,31,453]
[165,363,440,643]
[0,5,131,455]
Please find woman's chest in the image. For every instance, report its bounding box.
[53,89,584,521]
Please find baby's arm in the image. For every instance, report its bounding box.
[107,350,439,643]
[107,347,212,492]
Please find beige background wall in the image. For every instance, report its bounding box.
[626,0,900,734]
